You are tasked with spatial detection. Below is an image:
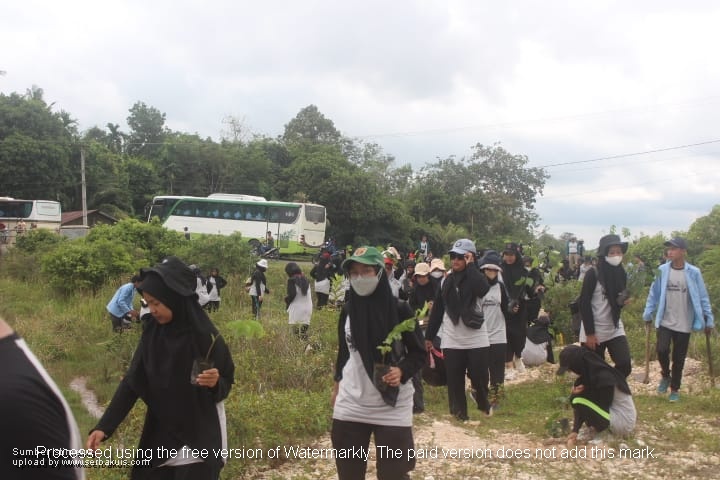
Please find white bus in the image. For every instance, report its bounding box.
[146,194,327,255]
[0,197,62,244]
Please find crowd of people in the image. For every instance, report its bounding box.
[5,232,716,480]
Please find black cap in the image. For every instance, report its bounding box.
[597,234,628,257]
[664,237,688,250]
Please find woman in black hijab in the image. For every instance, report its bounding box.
[578,234,632,377]
[87,257,235,480]
[557,345,636,446]
[331,246,425,480]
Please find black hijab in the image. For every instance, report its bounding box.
[559,345,631,395]
[501,247,527,300]
[285,262,310,295]
[441,262,489,325]
[123,257,233,466]
[345,269,402,405]
[596,256,627,325]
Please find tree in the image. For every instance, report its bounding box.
[282,105,342,145]
[688,204,720,247]
[126,101,166,159]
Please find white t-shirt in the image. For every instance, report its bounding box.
[440,297,490,349]
[579,281,625,344]
[287,283,313,325]
[333,316,414,426]
[481,283,506,345]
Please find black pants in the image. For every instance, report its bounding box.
[505,309,528,361]
[591,335,632,378]
[443,347,490,419]
[293,324,309,341]
[656,325,691,391]
[316,292,329,308]
[488,343,506,388]
[411,371,424,413]
[331,419,414,480]
[132,461,218,480]
[251,296,262,318]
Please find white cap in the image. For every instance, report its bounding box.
[256,259,269,269]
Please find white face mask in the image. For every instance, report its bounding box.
[350,268,382,296]
[605,255,623,267]
[430,271,444,279]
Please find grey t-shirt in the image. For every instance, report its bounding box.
[661,267,691,333]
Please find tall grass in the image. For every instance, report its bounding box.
[2,259,720,479]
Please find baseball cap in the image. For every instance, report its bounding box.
[556,344,582,375]
[503,242,520,254]
[430,258,446,272]
[342,246,384,270]
[664,237,688,250]
[413,262,431,276]
[479,250,503,271]
[449,238,477,255]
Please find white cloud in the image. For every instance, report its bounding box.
[2,0,720,246]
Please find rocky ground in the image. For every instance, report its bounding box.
[242,358,720,480]
[72,357,720,479]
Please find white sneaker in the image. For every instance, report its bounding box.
[514,357,526,373]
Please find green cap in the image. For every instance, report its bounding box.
[342,246,384,270]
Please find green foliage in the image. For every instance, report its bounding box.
[13,227,65,253]
[173,232,254,275]
[41,238,145,293]
[376,317,417,360]
[225,319,265,339]
[86,217,184,264]
[542,280,582,342]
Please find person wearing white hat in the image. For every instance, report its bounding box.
[249,259,270,319]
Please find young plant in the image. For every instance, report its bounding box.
[376,317,417,364]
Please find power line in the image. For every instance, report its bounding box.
[535,139,720,169]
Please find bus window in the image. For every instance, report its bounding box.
[270,206,299,224]
[304,205,326,224]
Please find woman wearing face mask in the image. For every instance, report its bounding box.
[330,246,425,480]
[578,234,632,377]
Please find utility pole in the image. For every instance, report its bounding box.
[81,146,88,226]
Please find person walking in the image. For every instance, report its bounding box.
[206,268,227,313]
[502,242,539,373]
[425,239,491,421]
[578,234,633,378]
[643,237,714,402]
[284,262,313,341]
[106,275,142,332]
[331,246,425,480]
[87,257,235,479]
[478,250,509,413]
[310,251,334,309]
[249,259,270,319]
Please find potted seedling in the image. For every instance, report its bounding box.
[373,317,417,392]
[191,333,218,385]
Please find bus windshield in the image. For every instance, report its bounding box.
[0,200,33,219]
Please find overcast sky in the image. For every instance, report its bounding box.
[3,1,720,250]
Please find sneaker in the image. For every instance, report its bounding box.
[669,391,680,402]
[657,377,670,394]
[514,357,526,373]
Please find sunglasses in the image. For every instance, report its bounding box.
[449,252,466,260]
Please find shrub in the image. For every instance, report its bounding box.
[14,228,66,254]
[173,232,254,275]
[86,217,184,264]
[41,238,146,293]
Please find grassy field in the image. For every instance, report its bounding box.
[1,259,719,479]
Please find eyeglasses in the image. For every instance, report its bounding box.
[449,252,466,260]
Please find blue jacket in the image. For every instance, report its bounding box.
[643,262,714,331]
[106,282,137,318]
